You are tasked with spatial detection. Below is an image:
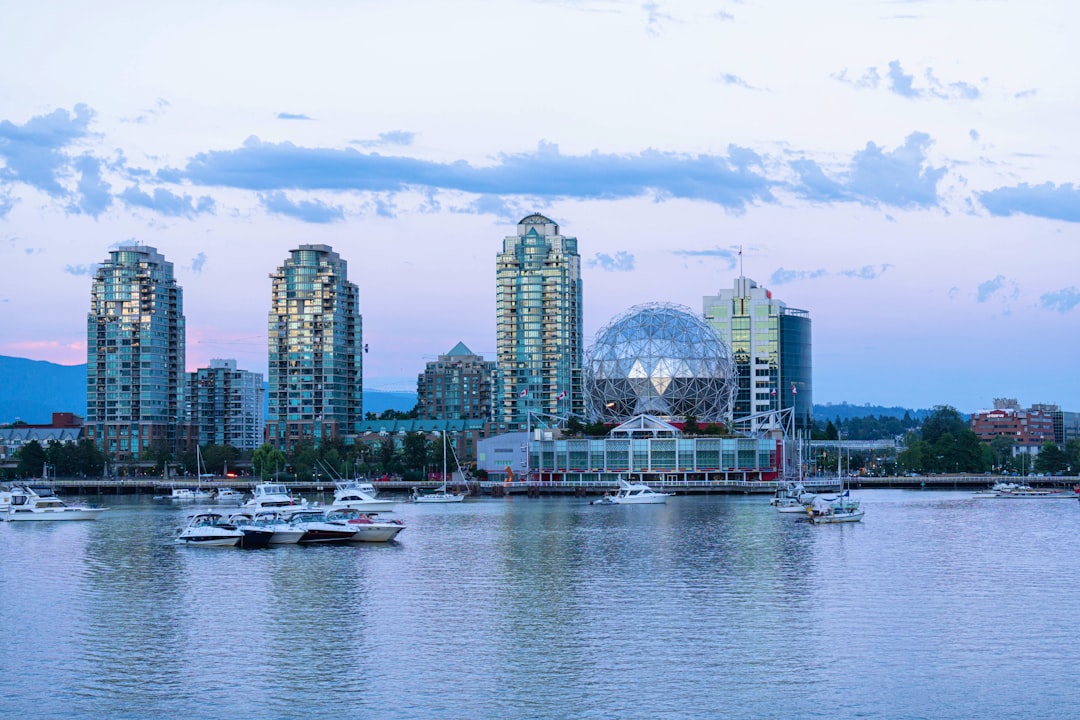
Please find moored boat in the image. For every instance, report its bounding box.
[330,481,397,512]
[591,477,671,505]
[175,510,244,547]
[5,485,108,521]
[324,508,406,542]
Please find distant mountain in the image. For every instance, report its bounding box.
[2,355,938,427]
[0,356,86,424]
[813,402,934,422]
[0,355,418,424]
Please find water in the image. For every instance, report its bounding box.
[2,491,1077,719]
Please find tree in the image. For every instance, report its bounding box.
[1035,442,1068,475]
[252,443,286,480]
[16,440,47,478]
[920,406,968,446]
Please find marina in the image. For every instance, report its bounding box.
[2,490,1077,719]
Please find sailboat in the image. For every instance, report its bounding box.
[412,431,467,503]
[806,441,864,524]
[192,446,214,500]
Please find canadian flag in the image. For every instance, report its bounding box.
[557,390,567,400]
[518,388,528,397]
[791,384,798,396]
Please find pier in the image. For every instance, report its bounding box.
[18,474,1080,499]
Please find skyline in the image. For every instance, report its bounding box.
[1,1,1078,413]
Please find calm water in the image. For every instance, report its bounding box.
[2,490,1077,719]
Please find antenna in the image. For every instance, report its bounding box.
[738,245,744,276]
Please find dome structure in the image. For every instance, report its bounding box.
[585,303,733,423]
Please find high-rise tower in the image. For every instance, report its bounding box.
[496,214,583,427]
[267,244,362,451]
[86,245,186,461]
[703,276,812,435]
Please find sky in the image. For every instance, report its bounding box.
[1,0,1078,414]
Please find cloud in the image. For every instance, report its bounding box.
[833,67,881,89]
[174,138,776,212]
[119,185,216,217]
[642,1,676,35]
[977,275,1007,303]
[672,246,739,269]
[886,60,920,98]
[588,251,635,272]
[64,264,99,276]
[69,155,112,217]
[1041,287,1080,314]
[977,182,1080,222]
[0,103,94,197]
[1015,88,1037,99]
[839,264,892,280]
[0,190,13,218]
[351,130,416,148]
[718,73,757,90]
[771,264,890,285]
[191,252,207,273]
[838,61,981,100]
[969,129,980,141]
[790,132,946,208]
[770,267,828,285]
[277,112,313,121]
[259,190,344,223]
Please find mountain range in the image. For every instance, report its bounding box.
[0,355,932,425]
[0,355,417,424]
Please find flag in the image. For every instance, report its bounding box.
[557,390,567,400]
[791,384,797,396]
[518,388,528,398]
[770,388,776,397]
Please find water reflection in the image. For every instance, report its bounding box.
[1,491,1078,719]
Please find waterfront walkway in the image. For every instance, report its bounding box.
[18,474,1080,498]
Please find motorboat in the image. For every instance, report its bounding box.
[805,492,864,524]
[226,509,303,545]
[5,485,108,521]
[330,481,397,512]
[324,508,406,542]
[974,482,1077,499]
[170,487,196,501]
[214,487,246,504]
[771,481,819,513]
[412,486,467,503]
[280,508,357,544]
[175,510,244,547]
[591,477,672,505]
[242,482,307,511]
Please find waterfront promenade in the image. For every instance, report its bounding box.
[23,473,1080,498]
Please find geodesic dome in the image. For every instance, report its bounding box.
[585,302,733,423]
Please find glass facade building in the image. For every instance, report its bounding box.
[267,244,362,451]
[186,359,265,451]
[417,342,497,421]
[703,276,813,434]
[496,214,583,426]
[86,245,185,461]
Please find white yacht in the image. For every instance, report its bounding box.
[324,508,406,542]
[242,482,306,511]
[175,510,244,547]
[226,509,304,545]
[591,477,672,505]
[214,487,246,504]
[5,486,108,521]
[330,481,397,512]
[280,507,357,544]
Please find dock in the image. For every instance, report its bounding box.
[18,474,1080,499]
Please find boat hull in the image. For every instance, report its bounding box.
[348,525,405,542]
[175,534,242,547]
[7,508,107,521]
